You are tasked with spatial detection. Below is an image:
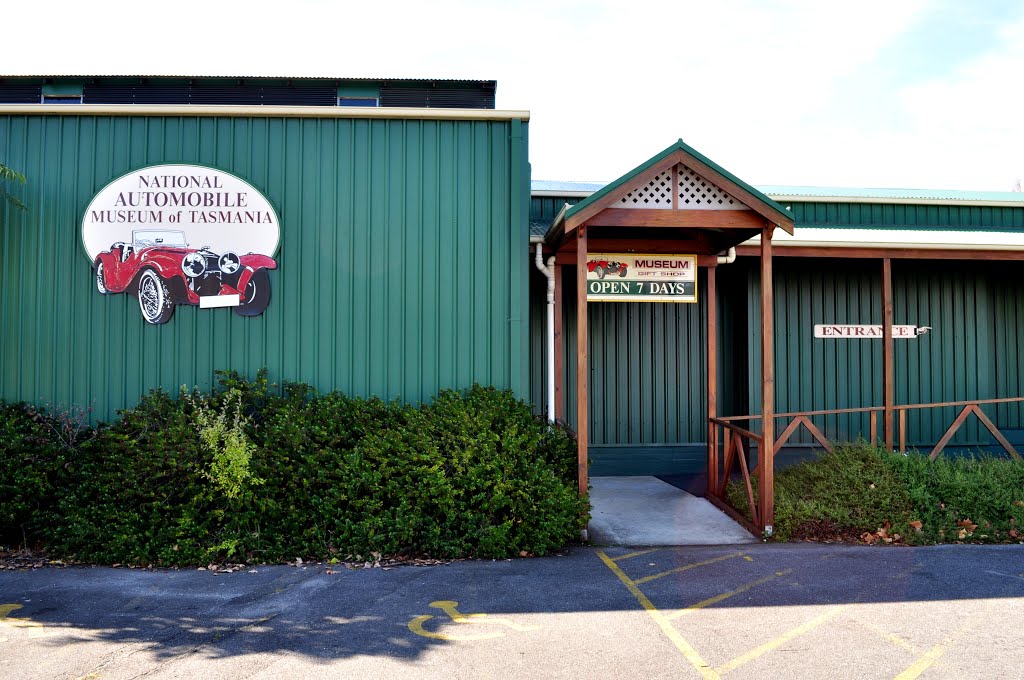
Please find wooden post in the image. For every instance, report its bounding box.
[759,226,775,535]
[706,265,719,497]
[882,258,894,450]
[576,227,589,496]
[553,263,564,421]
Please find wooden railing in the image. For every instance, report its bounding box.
[707,418,763,533]
[708,396,1024,532]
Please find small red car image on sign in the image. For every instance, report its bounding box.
[82,164,281,325]
[586,259,629,279]
[94,230,277,324]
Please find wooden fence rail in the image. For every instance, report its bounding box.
[708,396,1024,532]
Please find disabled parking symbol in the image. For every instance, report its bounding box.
[408,600,540,641]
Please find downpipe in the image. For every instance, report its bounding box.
[534,244,556,423]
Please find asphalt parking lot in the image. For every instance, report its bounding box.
[1,544,1022,679]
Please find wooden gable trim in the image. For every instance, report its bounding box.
[679,153,794,234]
[564,152,684,232]
[587,208,768,230]
[563,149,794,235]
[736,244,1024,261]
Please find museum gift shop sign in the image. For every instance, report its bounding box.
[586,253,697,303]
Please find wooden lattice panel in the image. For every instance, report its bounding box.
[618,170,673,209]
[677,165,749,210]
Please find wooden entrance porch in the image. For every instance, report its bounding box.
[538,140,795,535]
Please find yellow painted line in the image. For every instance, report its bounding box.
[857,619,921,654]
[610,549,660,563]
[664,570,792,621]
[408,615,505,641]
[0,602,50,639]
[892,608,985,680]
[429,600,539,632]
[715,605,850,675]
[634,552,745,585]
[0,604,23,618]
[597,550,720,680]
[407,600,540,641]
[892,637,952,680]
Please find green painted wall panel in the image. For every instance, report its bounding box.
[528,268,736,446]
[0,114,529,420]
[746,259,1020,447]
[785,201,1024,231]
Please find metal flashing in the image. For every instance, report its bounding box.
[0,104,529,121]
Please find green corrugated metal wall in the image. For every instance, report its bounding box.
[529,195,579,226]
[785,201,1024,231]
[528,195,1024,471]
[0,113,530,421]
[745,259,1024,447]
[529,268,709,443]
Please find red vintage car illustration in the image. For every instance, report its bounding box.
[587,259,629,279]
[93,229,277,324]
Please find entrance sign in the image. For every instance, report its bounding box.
[814,325,932,339]
[586,253,697,303]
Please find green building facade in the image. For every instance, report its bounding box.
[3,75,1024,477]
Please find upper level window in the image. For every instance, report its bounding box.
[42,94,83,104]
[338,97,378,107]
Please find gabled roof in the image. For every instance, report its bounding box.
[555,139,794,238]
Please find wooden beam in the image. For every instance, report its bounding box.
[554,249,721,266]
[562,148,793,234]
[672,151,794,233]
[929,405,973,460]
[971,405,1022,461]
[555,238,707,258]
[706,265,719,497]
[576,227,589,496]
[553,263,564,421]
[565,161,677,232]
[736,244,1024,261]
[759,225,775,535]
[882,258,894,450]
[586,208,767,230]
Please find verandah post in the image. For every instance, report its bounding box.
[882,257,894,450]
[576,226,589,495]
[707,264,719,496]
[759,226,775,535]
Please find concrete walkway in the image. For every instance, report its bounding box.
[588,476,757,545]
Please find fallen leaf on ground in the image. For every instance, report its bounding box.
[956,519,978,535]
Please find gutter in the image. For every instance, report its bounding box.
[534,244,557,423]
[0,104,530,122]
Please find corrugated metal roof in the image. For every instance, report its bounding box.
[532,180,1024,206]
[531,180,607,194]
[1,75,496,85]
[529,220,550,238]
[758,185,1024,203]
[747,228,1024,250]
[561,139,791,228]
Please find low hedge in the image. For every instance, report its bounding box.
[726,441,1024,544]
[1,373,588,565]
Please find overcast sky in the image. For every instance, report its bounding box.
[8,0,1024,191]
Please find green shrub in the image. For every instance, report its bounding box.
[27,374,587,565]
[726,441,1024,544]
[0,402,82,547]
[887,451,1024,543]
[727,441,914,541]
